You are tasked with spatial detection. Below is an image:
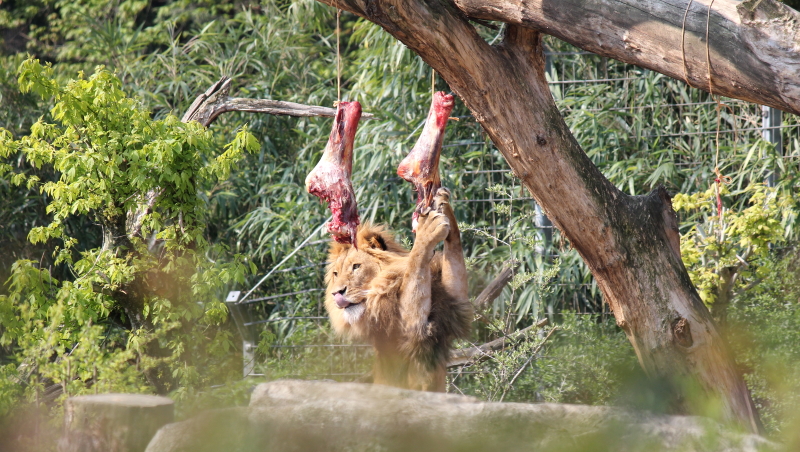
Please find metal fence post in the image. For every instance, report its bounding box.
[534,203,553,256]
[225,291,256,377]
[762,106,783,187]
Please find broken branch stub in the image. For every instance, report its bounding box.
[397,91,455,231]
[305,101,362,246]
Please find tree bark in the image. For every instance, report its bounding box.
[472,261,520,310]
[453,0,800,115]
[314,0,761,432]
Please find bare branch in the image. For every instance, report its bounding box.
[473,261,520,310]
[448,318,549,368]
[182,77,375,127]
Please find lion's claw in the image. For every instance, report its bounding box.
[432,187,451,213]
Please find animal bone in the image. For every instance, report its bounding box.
[397,92,455,232]
[305,101,362,245]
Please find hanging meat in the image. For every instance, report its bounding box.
[397,91,455,231]
[305,101,362,245]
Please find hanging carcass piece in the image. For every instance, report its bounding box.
[397,91,455,231]
[305,101,363,245]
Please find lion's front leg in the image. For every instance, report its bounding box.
[432,187,469,302]
[399,202,451,338]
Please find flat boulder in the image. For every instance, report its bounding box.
[146,380,776,452]
[61,393,174,452]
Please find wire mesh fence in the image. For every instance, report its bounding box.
[227,41,799,384]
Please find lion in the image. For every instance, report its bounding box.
[324,188,473,392]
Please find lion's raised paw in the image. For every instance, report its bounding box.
[416,209,450,247]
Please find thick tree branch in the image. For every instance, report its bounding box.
[182,77,375,127]
[453,0,800,115]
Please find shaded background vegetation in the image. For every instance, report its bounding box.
[0,0,799,449]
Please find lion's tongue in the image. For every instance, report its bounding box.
[305,101,362,246]
[397,92,455,232]
[334,292,350,309]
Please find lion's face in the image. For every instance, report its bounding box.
[326,246,381,325]
[324,224,407,334]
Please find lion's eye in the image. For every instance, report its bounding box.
[352,264,361,271]
[333,271,338,277]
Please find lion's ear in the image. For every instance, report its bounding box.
[360,231,389,251]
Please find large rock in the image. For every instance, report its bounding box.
[146,380,775,452]
[144,407,251,452]
[60,393,174,452]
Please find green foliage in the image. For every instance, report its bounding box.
[669,182,800,436]
[673,183,796,307]
[525,314,642,406]
[450,320,554,402]
[450,313,641,407]
[459,181,563,323]
[668,180,800,437]
[0,59,256,415]
[5,59,252,251]
[727,251,800,436]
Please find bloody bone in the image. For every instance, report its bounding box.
[305,101,362,245]
[397,91,455,231]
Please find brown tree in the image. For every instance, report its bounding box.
[304,0,800,433]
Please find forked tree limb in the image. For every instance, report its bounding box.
[453,0,800,115]
[181,77,375,127]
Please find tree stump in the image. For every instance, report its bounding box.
[59,393,174,452]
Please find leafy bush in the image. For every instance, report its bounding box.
[0,59,256,416]
[727,251,800,437]
[673,183,797,321]
[450,314,642,407]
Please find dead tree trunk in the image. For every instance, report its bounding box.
[316,0,762,432]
